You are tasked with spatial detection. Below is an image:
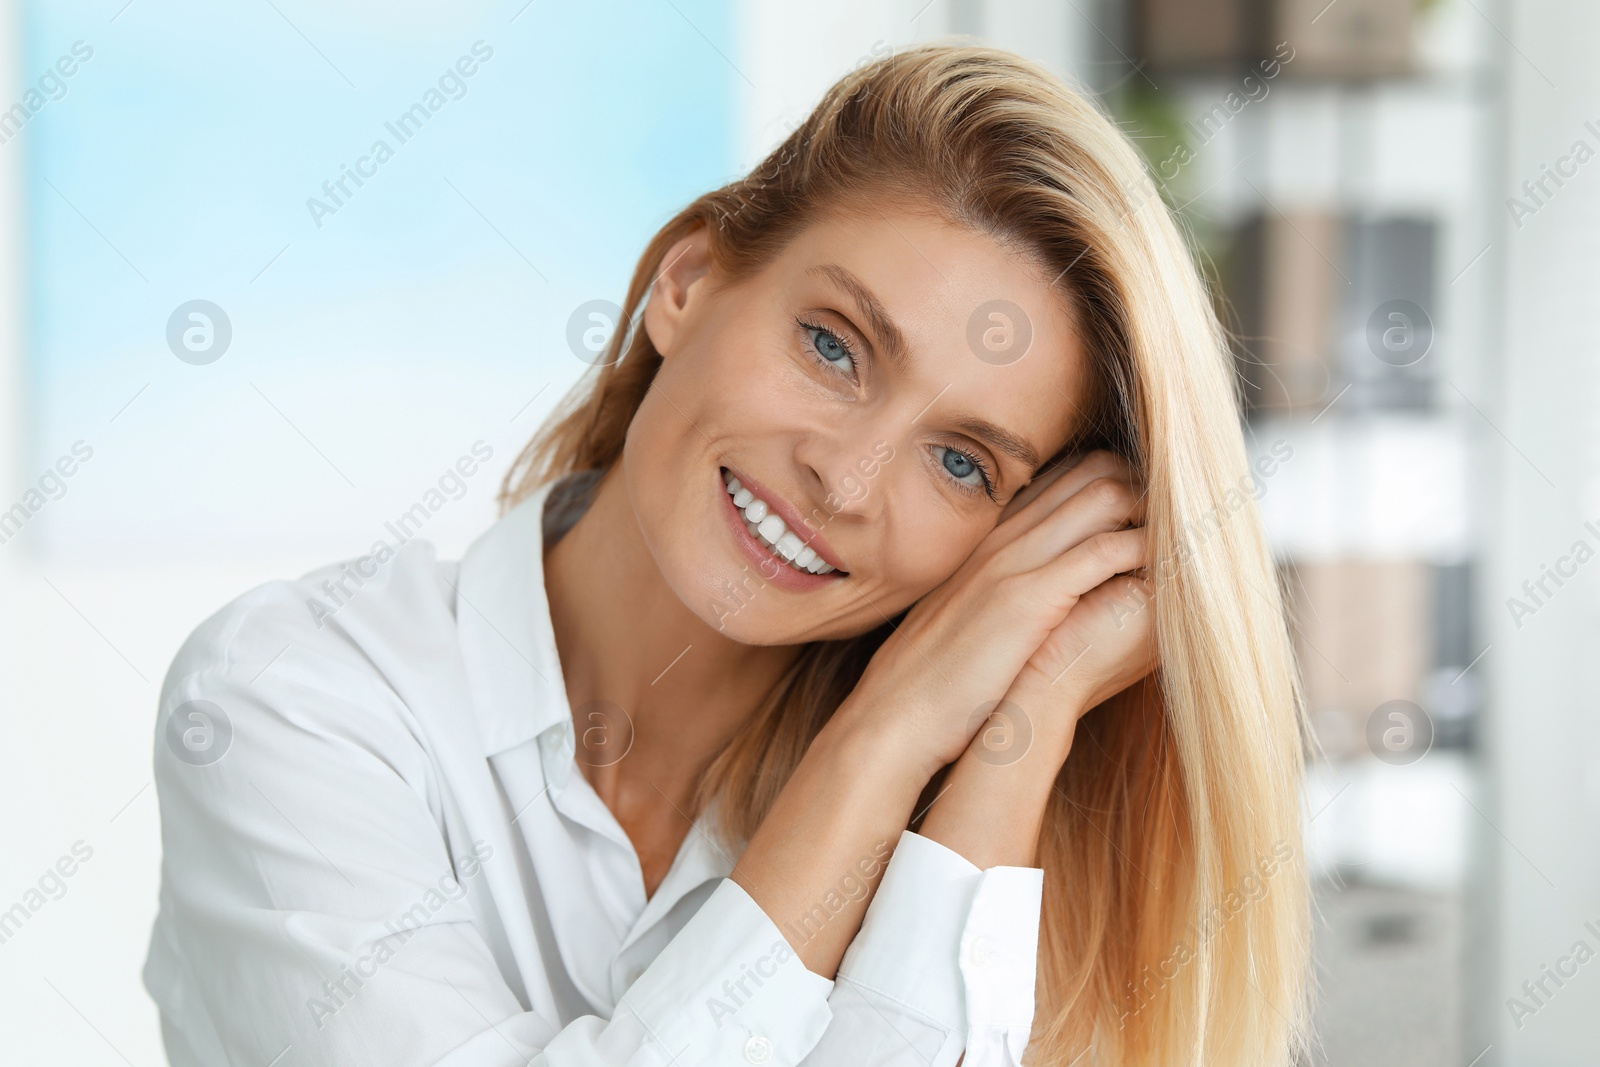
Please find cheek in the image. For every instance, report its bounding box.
[626,386,698,483]
[621,390,718,572]
[874,503,985,598]
[658,330,789,441]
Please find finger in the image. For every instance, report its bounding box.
[1078,571,1158,625]
[997,479,1148,572]
[999,455,1145,546]
[1017,573,1159,703]
[997,456,1076,523]
[999,448,1129,523]
[996,526,1152,613]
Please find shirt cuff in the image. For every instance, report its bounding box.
[834,830,980,1028]
[838,831,1045,1045]
[961,862,1045,1037]
[614,876,836,1066]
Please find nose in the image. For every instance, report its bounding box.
[793,424,895,528]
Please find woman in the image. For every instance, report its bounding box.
[145,42,1311,1066]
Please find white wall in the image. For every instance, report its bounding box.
[733,0,1091,169]
[1480,0,1600,1061]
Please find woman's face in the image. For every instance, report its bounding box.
[625,198,1088,645]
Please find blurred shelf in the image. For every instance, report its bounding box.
[1245,412,1473,563]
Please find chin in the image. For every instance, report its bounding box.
[658,548,818,644]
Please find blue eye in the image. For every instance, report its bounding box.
[811,328,851,365]
[796,317,858,371]
[937,446,992,495]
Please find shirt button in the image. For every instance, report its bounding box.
[743,1035,773,1063]
[964,935,992,968]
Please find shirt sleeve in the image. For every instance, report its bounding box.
[797,830,1044,1067]
[144,599,839,1067]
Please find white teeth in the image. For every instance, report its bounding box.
[775,531,803,560]
[722,469,841,578]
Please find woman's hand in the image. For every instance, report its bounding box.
[752,448,1155,963]
[911,453,1158,870]
[991,453,1158,761]
[836,449,1152,782]
[910,556,1159,869]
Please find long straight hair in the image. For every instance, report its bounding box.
[501,42,1312,1066]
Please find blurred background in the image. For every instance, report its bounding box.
[0,0,1594,1063]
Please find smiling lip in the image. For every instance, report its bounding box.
[721,466,848,573]
[718,486,840,591]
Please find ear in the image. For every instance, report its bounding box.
[642,225,716,362]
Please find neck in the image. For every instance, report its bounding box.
[542,463,800,812]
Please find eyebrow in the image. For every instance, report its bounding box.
[951,414,1043,472]
[805,263,909,371]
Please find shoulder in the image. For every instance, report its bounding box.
[147,541,494,933]
[156,538,463,764]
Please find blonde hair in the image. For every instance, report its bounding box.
[501,41,1312,1066]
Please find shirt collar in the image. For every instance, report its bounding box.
[452,472,737,870]
[453,476,574,758]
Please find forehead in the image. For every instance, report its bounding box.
[764,201,1089,468]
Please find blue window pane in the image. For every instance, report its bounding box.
[21,1,731,561]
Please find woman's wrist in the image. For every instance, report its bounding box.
[729,693,938,979]
[825,688,949,788]
[914,700,1080,870]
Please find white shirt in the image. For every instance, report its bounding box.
[143,475,1045,1066]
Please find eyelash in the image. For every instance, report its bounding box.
[794,315,997,501]
[794,316,859,373]
[938,444,997,499]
